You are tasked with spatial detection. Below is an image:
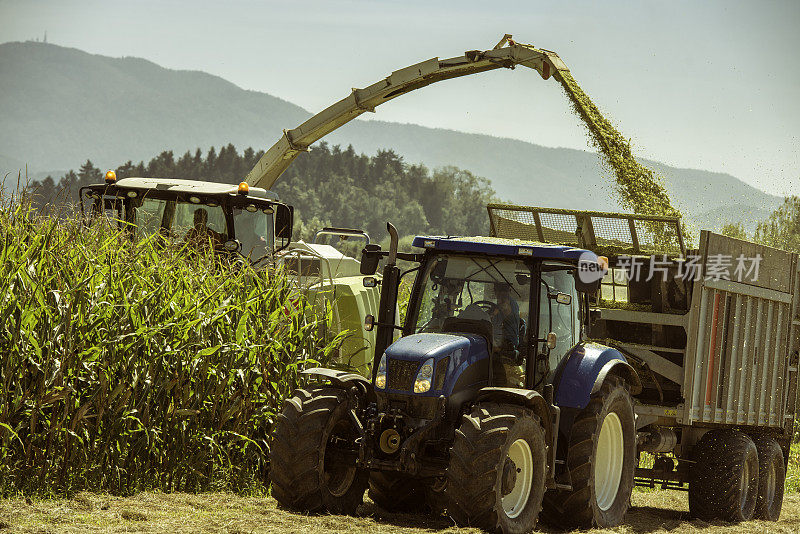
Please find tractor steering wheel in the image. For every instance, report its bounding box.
[470,300,499,316]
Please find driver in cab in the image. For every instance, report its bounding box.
[492,283,520,353]
[185,208,223,247]
[491,283,524,388]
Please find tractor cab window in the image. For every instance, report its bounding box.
[538,264,580,382]
[94,197,125,229]
[411,254,532,386]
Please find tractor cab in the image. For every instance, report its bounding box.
[79,174,293,263]
[365,235,616,421]
[398,236,596,391]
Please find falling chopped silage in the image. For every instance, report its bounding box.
[554,70,682,221]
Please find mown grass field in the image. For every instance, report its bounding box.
[1,490,799,533]
[6,440,797,532]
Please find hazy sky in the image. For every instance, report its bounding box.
[1,0,798,196]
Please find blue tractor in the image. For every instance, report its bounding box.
[269,225,642,532]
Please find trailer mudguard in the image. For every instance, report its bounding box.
[552,342,640,410]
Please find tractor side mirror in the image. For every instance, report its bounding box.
[430,257,448,284]
[575,255,607,295]
[555,293,572,306]
[274,204,294,252]
[364,314,375,331]
[361,244,382,275]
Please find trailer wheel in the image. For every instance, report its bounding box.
[752,436,785,521]
[368,472,427,512]
[542,376,636,529]
[688,430,759,522]
[445,403,547,533]
[270,386,367,514]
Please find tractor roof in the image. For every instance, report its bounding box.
[109,177,279,201]
[412,235,597,262]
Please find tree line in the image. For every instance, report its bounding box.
[26,143,497,243]
[721,195,800,253]
[25,143,799,253]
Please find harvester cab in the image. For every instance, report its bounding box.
[271,224,643,532]
[79,176,294,264]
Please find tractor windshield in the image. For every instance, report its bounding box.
[411,255,531,351]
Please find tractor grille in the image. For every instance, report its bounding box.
[387,359,420,391]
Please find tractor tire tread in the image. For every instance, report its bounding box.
[269,386,366,514]
[541,376,635,529]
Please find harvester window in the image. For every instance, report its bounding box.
[233,207,273,260]
[135,198,168,240]
[173,203,227,245]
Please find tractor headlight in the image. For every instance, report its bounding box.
[375,353,387,389]
[413,358,434,393]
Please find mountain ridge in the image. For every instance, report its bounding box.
[0,41,782,233]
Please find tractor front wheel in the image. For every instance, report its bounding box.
[541,376,636,529]
[445,403,547,533]
[270,386,367,514]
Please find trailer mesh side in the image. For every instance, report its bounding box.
[487,204,685,256]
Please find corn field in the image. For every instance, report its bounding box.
[0,195,341,496]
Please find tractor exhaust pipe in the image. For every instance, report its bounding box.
[373,222,401,380]
[386,222,399,265]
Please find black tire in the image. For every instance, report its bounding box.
[688,430,759,522]
[368,472,427,512]
[270,386,367,514]
[445,403,547,533]
[541,376,636,529]
[752,436,785,521]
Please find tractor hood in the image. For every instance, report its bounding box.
[382,333,489,396]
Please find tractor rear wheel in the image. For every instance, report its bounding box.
[752,436,785,521]
[541,376,636,529]
[270,386,367,514]
[445,403,547,533]
[688,430,759,522]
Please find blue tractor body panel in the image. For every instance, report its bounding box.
[383,333,489,397]
[412,235,597,262]
[554,342,628,409]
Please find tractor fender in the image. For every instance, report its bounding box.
[301,367,374,399]
[591,359,642,396]
[475,387,552,439]
[553,342,641,410]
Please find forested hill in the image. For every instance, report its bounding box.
[28,143,497,241]
[1,41,783,233]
